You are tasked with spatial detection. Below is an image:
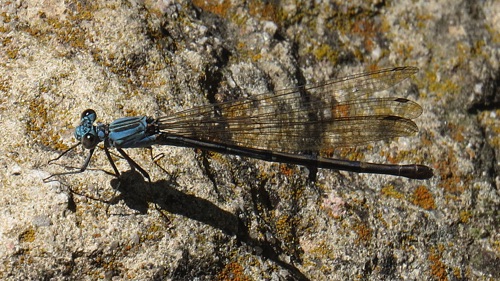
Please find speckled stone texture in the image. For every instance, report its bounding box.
[0,0,498,280]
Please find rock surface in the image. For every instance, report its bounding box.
[0,0,498,280]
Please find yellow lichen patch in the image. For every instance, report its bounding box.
[26,96,70,151]
[24,2,97,52]
[422,69,460,100]
[412,185,435,210]
[478,109,500,149]
[18,227,36,243]
[381,184,405,200]
[0,78,10,94]
[459,210,472,223]
[313,43,339,63]
[337,147,366,162]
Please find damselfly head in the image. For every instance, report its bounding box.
[75,109,99,149]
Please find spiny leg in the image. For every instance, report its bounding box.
[147,147,181,183]
[104,146,121,177]
[116,147,151,182]
[148,147,167,173]
[44,148,96,182]
[48,142,82,164]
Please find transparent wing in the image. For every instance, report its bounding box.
[157,66,422,153]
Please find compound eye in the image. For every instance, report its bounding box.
[81,133,98,149]
[81,109,97,122]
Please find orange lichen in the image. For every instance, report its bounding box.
[351,18,378,52]
[435,147,471,194]
[248,1,279,22]
[412,185,436,210]
[279,164,295,177]
[193,0,232,18]
[216,262,252,281]
[354,223,372,244]
[429,246,448,281]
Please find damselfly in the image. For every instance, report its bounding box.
[45,66,433,181]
